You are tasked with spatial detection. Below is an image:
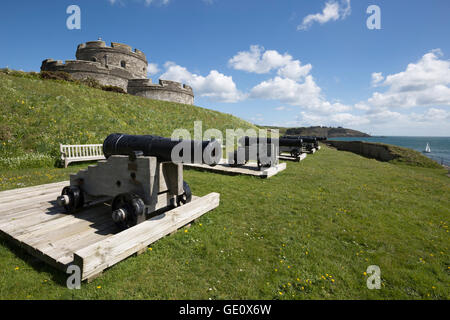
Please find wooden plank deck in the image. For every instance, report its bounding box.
[278,153,307,162]
[184,159,286,178]
[0,181,220,281]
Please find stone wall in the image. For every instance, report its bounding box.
[41,59,130,91]
[326,140,396,162]
[128,79,195,105]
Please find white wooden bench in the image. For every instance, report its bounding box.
[60,144,105,168]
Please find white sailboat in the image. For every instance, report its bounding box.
[423,143,431,153]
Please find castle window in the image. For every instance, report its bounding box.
[121,61,126,68]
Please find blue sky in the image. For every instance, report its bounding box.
[1,0,449,135]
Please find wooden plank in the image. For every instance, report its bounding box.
[0,228,67,272]
[0,207,66,232]
[27,207,112,250]
[1,179,220,281]
[50,222,117,265]
[0,184,67,204]
[278,153,307,162]
[262,163,287,178]
[10,204,109,243]
[74,192,220,281]
[184,160,286,178]
[0,193,60,212]
[0,198,61,216]
[0,181,67,198]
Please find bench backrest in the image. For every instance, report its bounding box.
[60,144,104,159]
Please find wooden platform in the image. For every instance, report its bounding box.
[278,153,307,162]
[0,181,220,281]
[184,159,286,178]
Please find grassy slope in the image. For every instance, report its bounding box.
[328,140,442,169]
[0,72,256,164]
[386,144,443,168]
[0,145,448,299]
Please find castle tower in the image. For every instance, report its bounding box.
[76,41,148,79]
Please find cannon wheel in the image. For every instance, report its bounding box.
[257,160,262,170]
[257,160,272,170]
[111,193,145,230]
[60,186,84,213]
[291,150,300,158]
[176,181,192,206]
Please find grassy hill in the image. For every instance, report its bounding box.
[0,145,448,299]
[0,70,257,169]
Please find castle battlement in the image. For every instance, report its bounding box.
[127,79,194,105]
[76,40,147,61]
[42,59,131,76]
[128,79,194,97]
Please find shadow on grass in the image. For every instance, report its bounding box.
[0,236,68,287]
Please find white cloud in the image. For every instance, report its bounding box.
[365,49,450,109]
[228,45,290,74]
[371,72,384,86]
[147,63,160,75]
[228,45,311,80]
[108,0,170,6]
[145,0,170,6]
[229,45,351,113]
[248,48,450,135]
[295,111,369,128]
[409,108,450,123]
[160,62,244,102]
[298,0,351,31]
[277,60,312,81]
[250,75,351,113]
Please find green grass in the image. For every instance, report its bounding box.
[0,71,257,168]
[0,146,448,299]
[386,144,443,168]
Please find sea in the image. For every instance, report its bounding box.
[328,136,450,167]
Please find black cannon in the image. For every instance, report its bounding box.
[282,135,319,151]
[103,133,222,165]
[57,133,221,229]
[228,136,280,169]
[240,136,305,158]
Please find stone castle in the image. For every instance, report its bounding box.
[41,40,194,105]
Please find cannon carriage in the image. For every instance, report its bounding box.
[57,133,222,230]
[282,135,322,153]
[228,136,280,170]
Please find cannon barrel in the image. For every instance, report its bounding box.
[239,136,303,148]
[282,135,320,143]
[103,133,222,165]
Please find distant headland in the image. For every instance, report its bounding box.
[262,126,370,138]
